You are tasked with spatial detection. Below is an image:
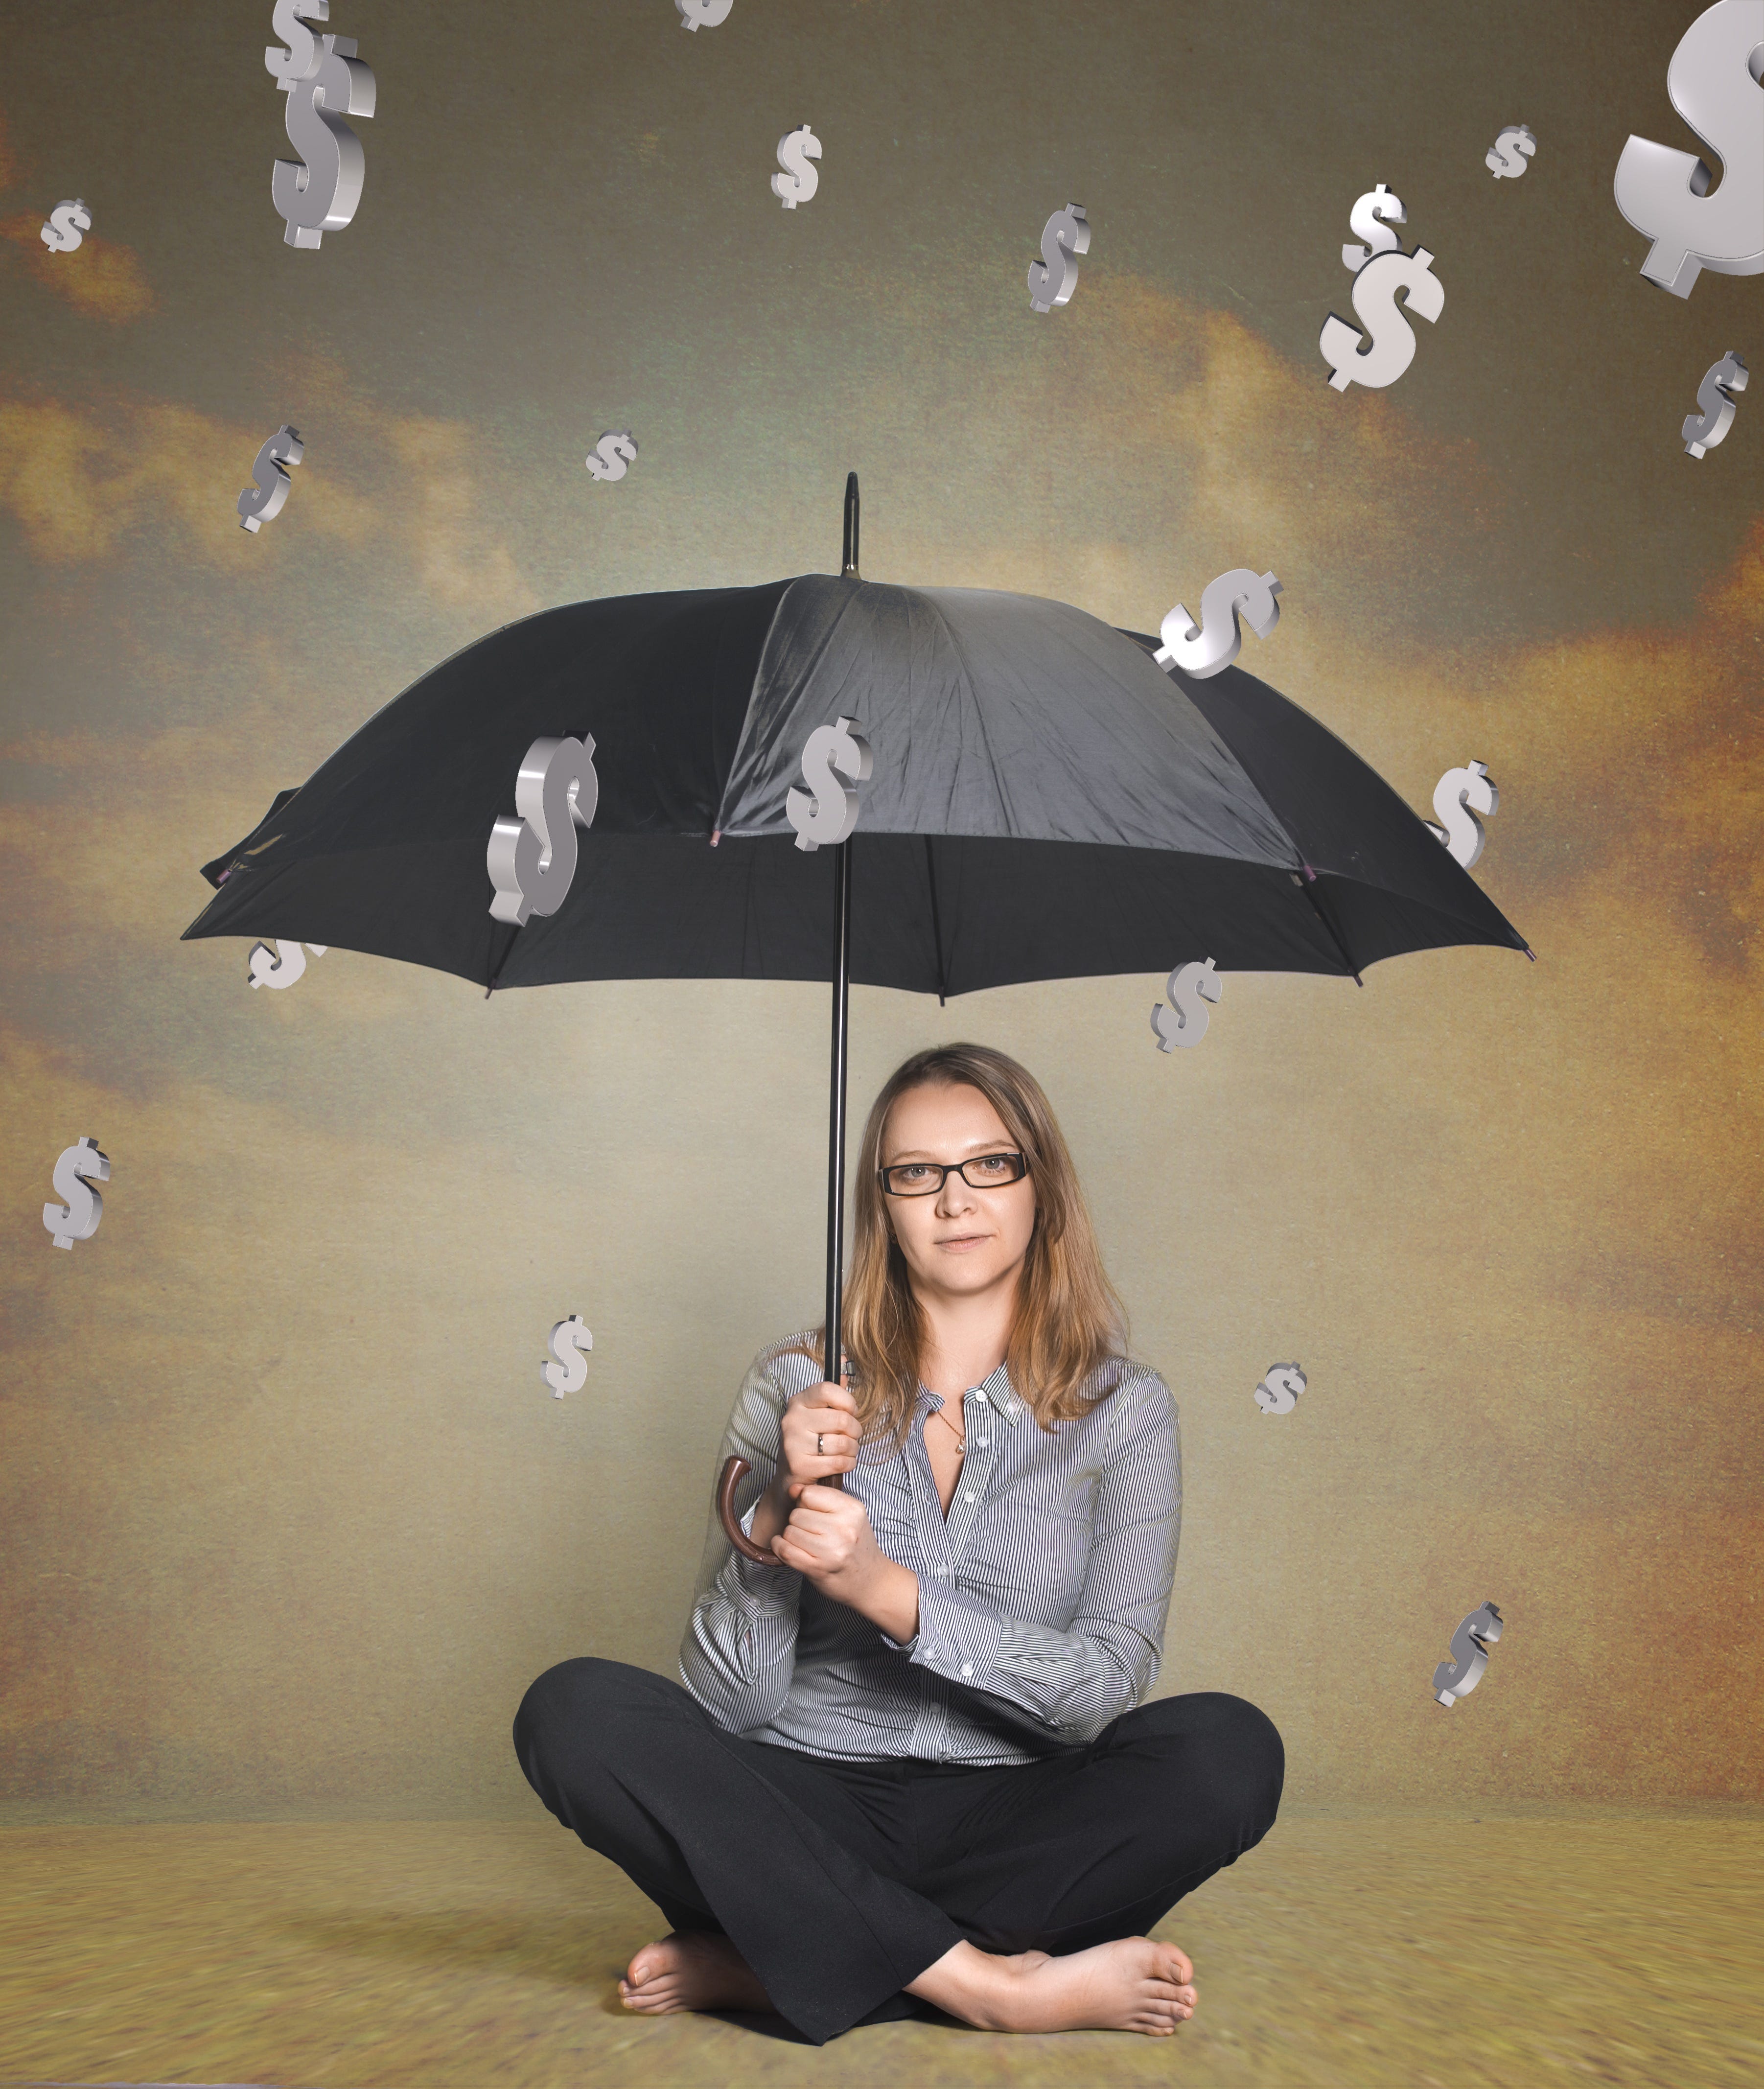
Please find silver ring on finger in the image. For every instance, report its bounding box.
[816,1433,824,1455]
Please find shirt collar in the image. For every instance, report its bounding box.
[920,1360,1024,1425]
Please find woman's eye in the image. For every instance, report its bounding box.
[973,1157,1011,1177]
[896,1166,931,1184]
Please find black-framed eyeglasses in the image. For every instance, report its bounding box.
[878,1152,1029,1197]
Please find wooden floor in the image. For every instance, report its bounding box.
[2,1806,1759,2088]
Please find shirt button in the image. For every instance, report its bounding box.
[961,1663,975,1678]
[963,1489,976,1503]
[976,1438,989,1448]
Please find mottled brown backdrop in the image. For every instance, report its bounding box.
[1,0,1758,1818]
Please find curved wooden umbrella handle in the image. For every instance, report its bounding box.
[716,1452,844,1563]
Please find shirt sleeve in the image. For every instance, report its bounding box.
[890,1371,1181,1745]
[677,1342,819,1735]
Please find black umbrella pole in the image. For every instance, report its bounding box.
[824,837,853,1482]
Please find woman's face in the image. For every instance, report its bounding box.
[879,1082,1037,1304]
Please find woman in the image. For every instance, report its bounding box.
[513,1043,1283,2046]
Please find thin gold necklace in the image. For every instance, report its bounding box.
[931,1403,966,1458]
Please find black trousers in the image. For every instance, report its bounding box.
[512,1657,1284,2045]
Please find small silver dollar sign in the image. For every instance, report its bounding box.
[249,940,328,989]
[40,200,92,253]
[1028,203,1090,311]
[541,1314,593,1397]
[1254,1363,1306,1414]
[772,125,822,209]
[1154,569,1283,680]
[271,29,376,249]
[1485,125,1537,179]
[1423,760,1498,868]
[1434,1600,1504,1706]
[585,431,638,481]
[786,717,872,851]
[1152,956,1222,1050]
[44,1136,110,1251]
[675,0,733,26]
[487,734,600,925]
[1319,246,1444,391]
[1683,349,1748,457]
[1341,184,1405,272]
[237,425,304,533]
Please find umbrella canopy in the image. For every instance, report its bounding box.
[185,572,1528,993]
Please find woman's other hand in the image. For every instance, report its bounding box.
[774,1484,920,1643]
[742,1374,859,1555]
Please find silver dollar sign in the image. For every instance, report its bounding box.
[771,125,822,209]
[1320,245,1444,392]
[272,30,376,248]
[40,200,92,253]
[787,717,872,851]
[44,1137,110,1251]
[237,424,304,533]
[1683,349,1749,456]
[487,734,600,925]
[1254,1363,1306,1414]
[248,939,327,989]
[1423,760,1498,868]
[1151,956,1222,1050]
[1154,569,1283,680]
[585,431,638,481]
[675,0,733,26]
[1341,184,1405,272]
[266,0,328,84]
[1434,1600,1504,1706]
[1613,0,1764,298]
[541,1315,593,1397]
[1485,124,1537,179]
[1028,203,1090,312]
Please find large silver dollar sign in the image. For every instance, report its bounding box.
[1154,569,1283,680]
[1434,1600,1504,1706]
[675,0,733,26]
[771,125,821,209]
[585,431,638,481]
[1683,349,1749,455]
[1485,125,1537,179]
[1151,956,1222,1050]
[266,0,328,84]
[40,200,92,253]
[1424,760,1498,868]
[487,735,600,925]
[272,32,376,248]
[541,1315,593,1397]
[248,939,327,988]
[1613,0,1764,297]
[1341,184,1405,272]
[237,425,304,532]
[1253,1363,1306,1414]
[44,1137,110,1251]
[1320,246,1444,391]
[786,717,872,851]
[1028,203,1090,311]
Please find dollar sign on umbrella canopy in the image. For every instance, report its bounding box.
[487,735,601,925]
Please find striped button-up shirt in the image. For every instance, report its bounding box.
[680,1335,1181,1765]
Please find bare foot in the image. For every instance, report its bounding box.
[906,1936,1197,2035]
[618,1931,775,2016]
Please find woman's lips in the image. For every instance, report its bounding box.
[937,1234,987,1250]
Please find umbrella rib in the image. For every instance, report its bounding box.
[1297,865,1364,986]
[924,837,949,1006]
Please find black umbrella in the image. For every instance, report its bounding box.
[184,475,1529,1557]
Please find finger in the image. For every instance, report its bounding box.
[814,1380,859,1417]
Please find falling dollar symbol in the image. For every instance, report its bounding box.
[44,1136,111,1251]
[1153,569,1283,680]
[675,0,733,26]
[237,425,304,533]
[1151,956,1222,1050]
[1485,125,1537,179]
[1423,760,1498,868]
[585,431,638,482]
[248,940,328,989]
[786,717,872,851]
[1434,1600,1504,1706]
[487,734,601,925]
[1341,184,1405,272]
[1613,0,1764,298]
[771,125,822,209]
[1028,203,1090,311]
[272,32,377,249]
[266,0,329,84]
[1254,1363,1307,1414]
[1683,349,1749,455]
[1320,246,1444,391]
[39,200,93,254]
[541,1315,593,1397]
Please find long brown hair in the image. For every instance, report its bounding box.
[798,1044,1129,1444]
